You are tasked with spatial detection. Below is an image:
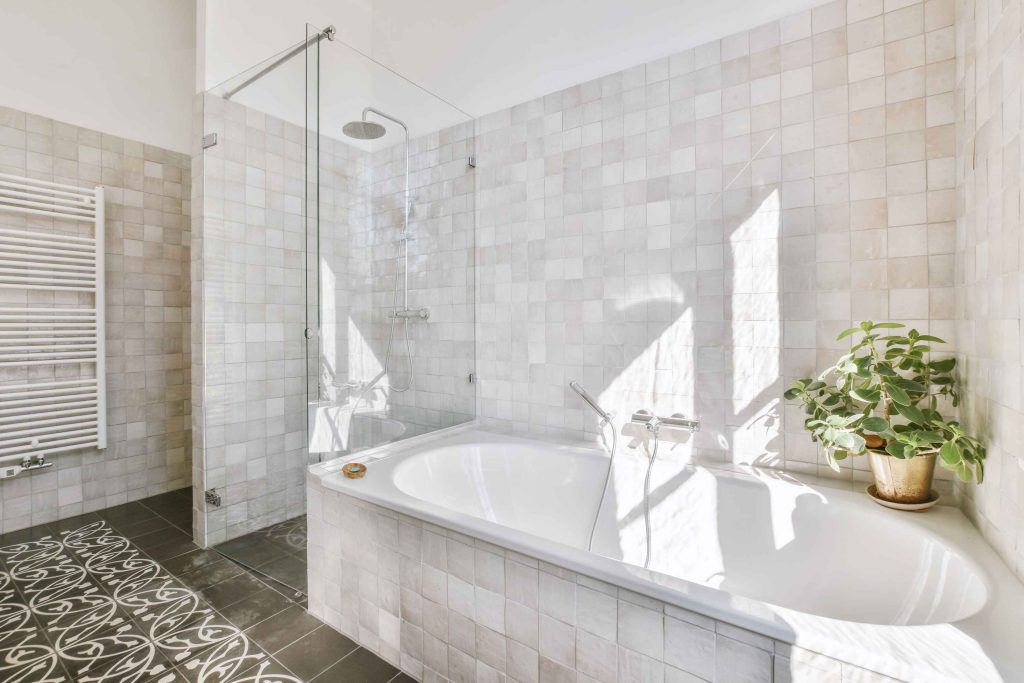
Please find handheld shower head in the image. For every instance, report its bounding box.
[570,381,612,422]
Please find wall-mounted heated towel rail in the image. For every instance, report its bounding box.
[0,173,105,463]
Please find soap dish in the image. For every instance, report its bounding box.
[866,484,939,511]
[342,462,367,479]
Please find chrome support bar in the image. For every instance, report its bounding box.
[223,25,336,100]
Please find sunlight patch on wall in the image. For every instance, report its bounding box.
[729,189,782,465]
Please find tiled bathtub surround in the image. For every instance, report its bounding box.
[0,105,191,533]
[473,0,959,490]
[955,0,1024,580]
[308,478,907,683]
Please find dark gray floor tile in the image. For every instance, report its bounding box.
[256,553,308,593]
[96,501,158,525]
[242,566,307,602]
[145,535,202,563]
[214,535,280,568]
[274,625,358,681]
[140,490,192,516]
[115,515,174,539]
[217,586,294,630]
[176,557,246,592]
[161,548,223,576]
[0,524,57,547]
[46,512,103,534]
[312,647,399,682]
[244,604,323,654]
[198,571,268,611]
[133,527,192,552]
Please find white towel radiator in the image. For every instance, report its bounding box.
[0,173,106,465]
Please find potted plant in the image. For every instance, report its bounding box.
[784,321,985,506]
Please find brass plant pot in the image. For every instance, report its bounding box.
[867,450,937,504]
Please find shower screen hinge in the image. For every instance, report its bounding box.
[467,156,476,168]
[468,372,475,384]
[202,133,218,149]
[205,488,221,508]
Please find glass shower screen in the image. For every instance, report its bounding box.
[197,24,476,595]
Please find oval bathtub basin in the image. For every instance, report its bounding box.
[389,431,986,626]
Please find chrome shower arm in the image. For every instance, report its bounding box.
[362,107,409,133]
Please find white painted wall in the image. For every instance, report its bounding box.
[201,0,373,90]
[0,0,195,153]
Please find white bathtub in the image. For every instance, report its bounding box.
[313,425,1024,681]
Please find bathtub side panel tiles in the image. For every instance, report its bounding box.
[307,484,906,683]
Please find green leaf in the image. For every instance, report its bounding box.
[956,462,971,482]
[825,450,842,473]
[861,416,889,432]
[885,383,911,406]
[896,379,925,393]
[874,322,906,329]
[916,334,947,343]
[886,441,907,458]
[875,363,898,377]
[834,431,864,452]
[850,388,881,403]
[930,357,956,372]
[894,402,926,425]
[940,441,961,466]
[837,327,861,341]
[784,388,799,400]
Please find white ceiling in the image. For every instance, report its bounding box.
[202,0,827,140]
[366,0,826,120]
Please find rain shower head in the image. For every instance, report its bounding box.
[342,120,387,140]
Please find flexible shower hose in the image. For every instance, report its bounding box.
[587,418,617,553]
[642,435,660,569]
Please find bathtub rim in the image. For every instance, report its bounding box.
[308,421,1024,682]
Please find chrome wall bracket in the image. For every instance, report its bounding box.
[205,488,222,508]
[202,133,218,149]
